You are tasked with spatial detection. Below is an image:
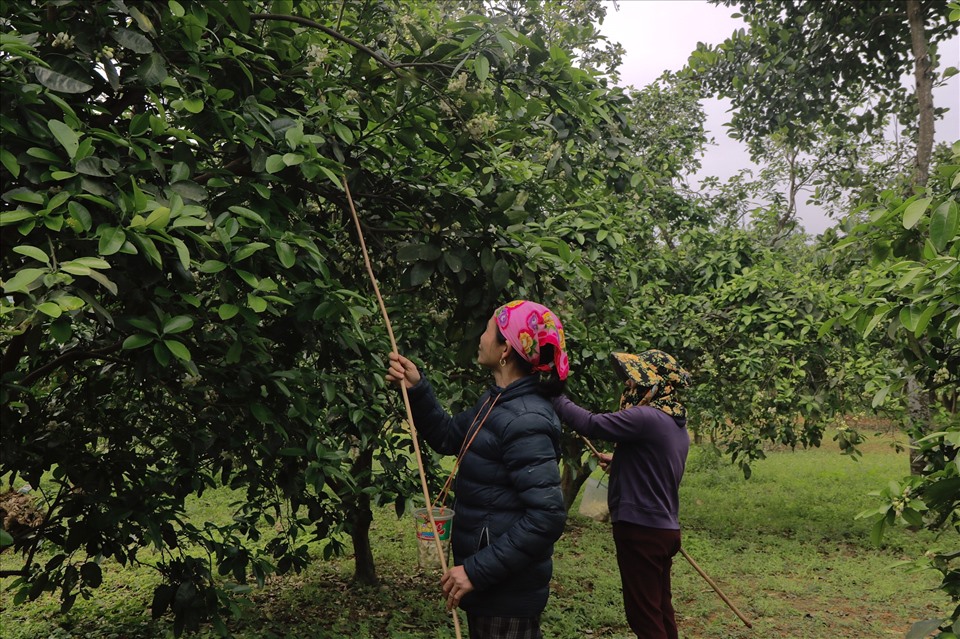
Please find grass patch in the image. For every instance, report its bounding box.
[2,428,951,638]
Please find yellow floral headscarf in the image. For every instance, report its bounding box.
[611,350,691,419]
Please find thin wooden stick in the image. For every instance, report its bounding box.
[679,547,753,628]
[342,176,463,638]
[575,432,602,458]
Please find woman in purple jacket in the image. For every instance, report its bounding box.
[552,350,691,639]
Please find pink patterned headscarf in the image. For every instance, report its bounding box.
[494,300,570,381]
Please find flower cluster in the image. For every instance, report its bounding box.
[305,45,329,74]
[447,72,469,94]
[52,32,75,49]
[466,113,497,140]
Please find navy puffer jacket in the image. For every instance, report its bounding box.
[408,374,567,618]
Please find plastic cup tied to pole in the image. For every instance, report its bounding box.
[414,506,455,571]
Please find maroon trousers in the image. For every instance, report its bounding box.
[612,522,682,639]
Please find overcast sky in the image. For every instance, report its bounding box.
[596,0,960,235]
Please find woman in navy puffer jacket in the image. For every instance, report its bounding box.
[386,300,570,639]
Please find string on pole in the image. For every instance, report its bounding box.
[342,176,463,638]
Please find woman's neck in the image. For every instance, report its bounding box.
[492,365,526,389]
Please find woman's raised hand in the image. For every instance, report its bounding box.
[385,352,421,389]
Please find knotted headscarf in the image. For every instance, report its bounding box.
[495,300,569,381]
[611,349,691,418]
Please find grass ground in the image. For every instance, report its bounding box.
[0,427,951,639]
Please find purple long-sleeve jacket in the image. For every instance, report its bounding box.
[553,396,690,530]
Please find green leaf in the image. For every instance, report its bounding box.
[247,294,268,313]
[0,529,13,548]
[55,296,85,311]
[229,206,266,225]
[37,302,62,318]
[276,241,296,268]
[475,53,490,82]
[333,121,354,144]
[6,188,44,204]
[902,197,932,229]
[127,5,156,34]
[68,202,92,231]
[868,517,886,545]
[112,27,154,54]
[86,270,119,295]
[128,317,157,333]
[137,53,168,85]
[0,210,34,226]
[408,262,432,287]
[172,237,190,271]
[870,386,890,408]
[198,260,227,274]
[234,242,270,262]
[913,303,939,338]
[491,259,509,290]
[47,120,80,159]
[0,148,19,178]
[162,315,194,334]
[66,257,110,270]
[133,234,163,268]
[226,0,250,32]
[98,227,127,255]
[13,245,50,264]
[899,306,921,332]
[397,243,443,262]
[218,303,240,320]
[26,147,60,163]
[164,339,191,361]
[816,316,837,338]
[929,200,958,252]
[265,154,286,174]
[144,206,171,230]
[153,341,171,366]
[3,268,45,293]
[50,317,72,343]
[80,562,103,588]
[33,66,93,93]
[182,97,204,113]
[122,333,154,349]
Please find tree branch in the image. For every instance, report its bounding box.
[249,13,398,71]
[248,14,454,75]
[19,341,123,388]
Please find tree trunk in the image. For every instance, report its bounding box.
[904,0,936,477]
[906,0,934,187]
[905,375,931,476]
[346,447,378,586]
[559,436,595,513]
[348,498,378,586]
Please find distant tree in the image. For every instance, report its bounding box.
[837,148,959,639]
[690,0,958,186]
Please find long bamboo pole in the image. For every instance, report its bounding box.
[679,548,753,628]
[342,176,462,638]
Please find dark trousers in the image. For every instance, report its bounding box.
[466,614,543,639]
[612,522,682,639]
